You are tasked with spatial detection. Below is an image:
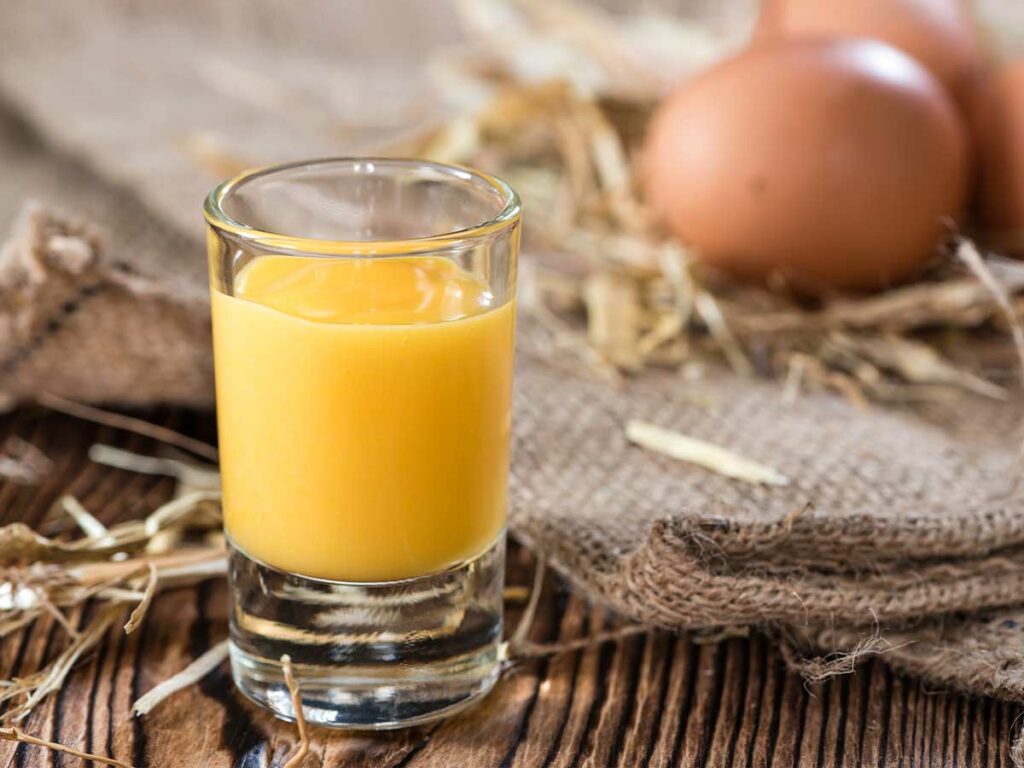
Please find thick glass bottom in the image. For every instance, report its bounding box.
[228,535,505,729]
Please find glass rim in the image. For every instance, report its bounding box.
[204,157,522,256]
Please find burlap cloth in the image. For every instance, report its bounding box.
[3,0,1024,716]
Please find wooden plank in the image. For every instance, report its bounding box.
[0,410,1020,767]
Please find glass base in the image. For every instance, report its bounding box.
[228,536,505,730]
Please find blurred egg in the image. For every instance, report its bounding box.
[644,39,969,293]
[756,0,984,104]
[971,59,1024,244]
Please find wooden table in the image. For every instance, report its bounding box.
[0,409,1018,767]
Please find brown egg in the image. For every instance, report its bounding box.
[972,59,1024,245]
[756,0,985,104]
[644,39,969,293]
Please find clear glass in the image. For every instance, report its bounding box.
[205,158,520,728]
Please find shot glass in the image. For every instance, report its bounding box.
[204,158,520,728]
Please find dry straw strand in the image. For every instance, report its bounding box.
[61,495,110,541]
[132,640,229,716]
[504,556,547,657]
[625,420,791,486]
[0,437,53,485]
[37,392,219,462]
[122,562,158,635]
[956,238,1024,388]
[88,444,220,491]
[0,726,135,768]
[281,655,311,768]
[502,555,655,661]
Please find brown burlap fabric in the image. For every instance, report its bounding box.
[513,351,1024,629]
[2,0,1024,716]
[512,336,1024,700]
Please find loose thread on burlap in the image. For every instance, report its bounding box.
[777,634,907,683]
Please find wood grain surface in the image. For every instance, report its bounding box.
[0,409,1019,767]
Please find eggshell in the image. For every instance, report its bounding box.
[756,0,985,104]
[644,39,970,293]
[972,59,1024,242]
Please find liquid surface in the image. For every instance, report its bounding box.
[234,255,496,324]
[212,255,514,582]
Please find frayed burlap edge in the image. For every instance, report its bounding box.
[0,204,213,408]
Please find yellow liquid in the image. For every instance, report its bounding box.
[211,255,515,582]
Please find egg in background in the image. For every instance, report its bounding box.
[644,38,970,293]
[972,59,1024,247]
[755,0,986,105]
